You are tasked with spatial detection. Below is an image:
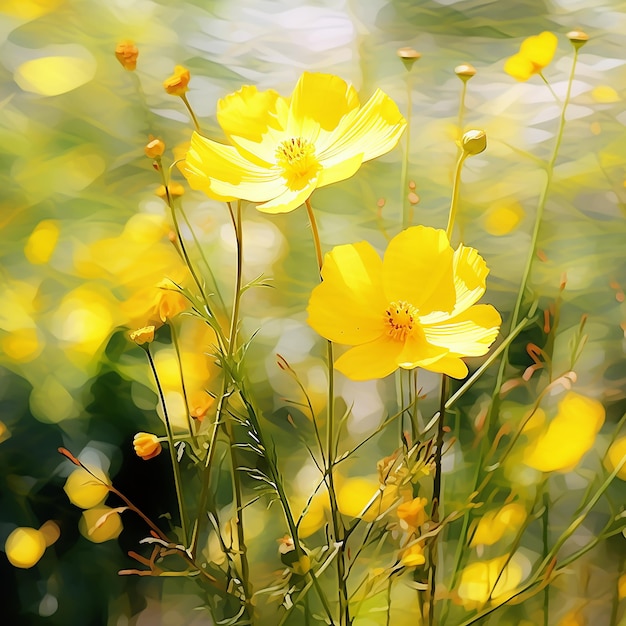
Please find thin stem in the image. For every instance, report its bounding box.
[445,152,469,241]
[306,197,349,626]
[542,490,550,626]
[145,347,189,544]
[169,322,196,443]
[401,72,413,228]
[180,93,201,132]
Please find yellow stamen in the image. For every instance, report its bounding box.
[385,300,419,341]
[275,137,320,188]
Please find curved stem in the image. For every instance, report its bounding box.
[445,152,469,241]
[180,93,201,133]
[169,322,196,443]
[146,347,189,544]
[401,72,413,229]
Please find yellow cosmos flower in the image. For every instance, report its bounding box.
[524,393,605,472]
[504,32,558,82]
[307,226,501,380]
[182,72,406,214]
[397,496,428,530]
[470,502,527,547]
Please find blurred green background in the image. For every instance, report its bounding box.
[1,0,625,624]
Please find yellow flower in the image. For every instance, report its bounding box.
[524,393,605,472]
[145,137,165,159]
[307,226,501,380]
[397,497,428,530]
[182,72,406,214]
[133,432,162,460]
[80,506,123,543]
[558,608,586,626]
[115,41,139,71]
[400,542,425,567]
[619,573,626,601]
[504,32,558,82]
[604,436,626,480]
[156,182,185,201]
[163,65,190,96]
[470,503,527,547]
[130,325,155,345]
[64,467,109,509]
[153,279,188,323]
[5,527,47,568]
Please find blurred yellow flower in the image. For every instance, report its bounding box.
[524,393,605,472]
[115,41,138,71]
[163,65,190,96]
[457,556,523,609]
[504,32,558,82]
[619,573,626,600]
[153,279,188,323]
[24,219,59,264]
[604,436,626,480]
[80,506,123,543]
[188,389,213,421]
[156,182,185,201]
[470,502,527,547]
[307,226,501,380]
[133,432,162,460]
[397,496,428,530]
[130,325,155,345]
[5,527,47,568]
[64,467,109,509]
[145,137,165,159]
[182,72,406,214]
[558,608,586,626]
[400,542,425,567]
[337,477,398,521]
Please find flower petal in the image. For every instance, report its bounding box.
[307,241,386,344]
[416,355,469,379]
[520,31,557,68]
[422,304,501,357]
[183,131,285,201]
[504,53,535,81]
[288,72,360,143]
[318,88,406,164]
[397,331,450,369]
[335,335,404,380]
[382,226,456,315]
[317,152,364,189]
[255,180,318,214]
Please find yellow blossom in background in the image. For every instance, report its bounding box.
[153,279,188,323]
[336,477,399,522]
[80,506,123,543]
[115,41,138,71]
[156,182,185,201]
[182,72,406,214]
[483,201,525,236]
[133,432,162,460]
[558,608,586,626]
[470,503,527,547]
[400,542,425,567]
[2,327,42,362]
[5,527,47,568]
[618,573,626,600]
[64,467,109,509]
[307,226,501,380]
[457,556,524,610]
[188,389,213,421]
[524,393,605,472]
[295,491,330,538]
[0,0,64,20]
[504,32,558,81]
[163,65,190,96]
[145,137,165,159]
[397,497,428,530]
[130,325,155,345]
[24,219,59,264]
[604,436,626,480]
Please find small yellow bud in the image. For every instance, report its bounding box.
[144,137,165,159]
[115,41,139,71]
[397,47,421,71]
[163,65,191,96]
[455,63,477,81]
[133,432,162,460]
[461,129,487,155]
[129,325,155,346]
[156,182,185,201]
[567,30,589,49]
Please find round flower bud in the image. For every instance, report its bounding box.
[567,30,589,49]
[461,129,487,156]
[145,137,165,159]
[133,432,162,460]
[129,325,155,346]
[163,65,191,96]
[156,182,185,201]
[5,527,47,568]
[115,41,138,71]
[396,47,421,71]
[455,63,477,81]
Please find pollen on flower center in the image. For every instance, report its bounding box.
[275,137,320,188]
[385,300,419,341]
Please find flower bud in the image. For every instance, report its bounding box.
[129,325,155,346]
[163,65,190,96]
[461,129,487,156]
[145,137,165,159]
[397,47,421,71]
[115,41,138,71]
[455,63,477,81]
[567,30,589,49]
[156,182,185,200]
[133,432,162,460]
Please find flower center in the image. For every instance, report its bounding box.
[385,300,419,341]
[275,137,321,189]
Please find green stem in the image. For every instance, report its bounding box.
[180,93,201,133]
[145,347,189,544]
[306,198,349,626]
[445,152,469,241]
[169,322,196,444]
[401,72,413,229]
[542,490,550,626]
